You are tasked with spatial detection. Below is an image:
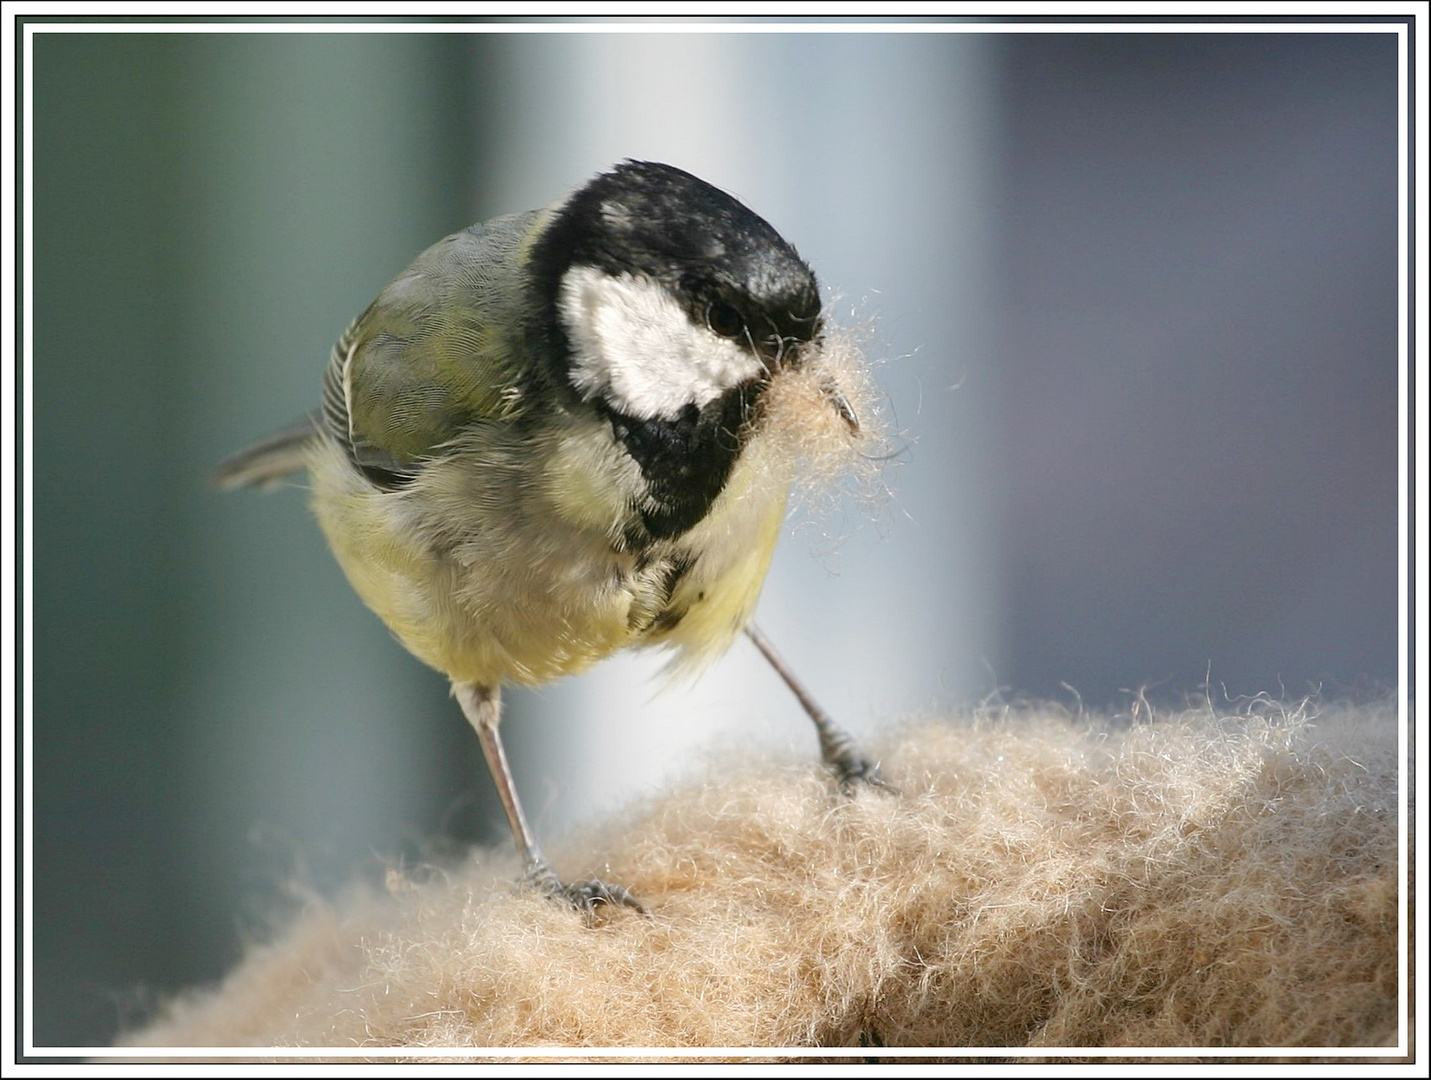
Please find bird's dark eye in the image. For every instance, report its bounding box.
[706,300,745,339]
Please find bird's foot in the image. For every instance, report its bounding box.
[523,859,648,918]
[825,743,898,795]
[817,719,898,795]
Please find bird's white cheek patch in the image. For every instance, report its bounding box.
[559,266,763,420]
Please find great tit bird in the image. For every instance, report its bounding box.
[216,160,882,913]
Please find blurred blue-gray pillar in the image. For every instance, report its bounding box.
[478,32,1004,830]
[170,31,490,947]
[31,32,492,1047]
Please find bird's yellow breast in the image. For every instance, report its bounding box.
[643,432,790,670]
[306,418,790,690]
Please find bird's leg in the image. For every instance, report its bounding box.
[452,681,646,915]
[744,622,893,792]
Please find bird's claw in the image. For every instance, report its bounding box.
[524,860,648,917]
[830,751,899,796]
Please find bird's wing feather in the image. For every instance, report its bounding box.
[326,212,541,489]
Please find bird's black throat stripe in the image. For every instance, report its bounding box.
[602,382,759,541]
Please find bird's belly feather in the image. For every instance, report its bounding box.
[306,432,787,688]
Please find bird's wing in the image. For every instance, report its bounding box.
[323,212,541,491]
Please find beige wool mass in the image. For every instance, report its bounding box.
[123,697,1402,1055]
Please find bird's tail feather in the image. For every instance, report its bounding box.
[212,413,323,490]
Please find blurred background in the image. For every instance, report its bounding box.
[28,27,1401,1047]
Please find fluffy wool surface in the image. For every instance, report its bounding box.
[123,697,1402,1056]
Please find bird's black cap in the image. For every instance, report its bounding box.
[529,160,823,366]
